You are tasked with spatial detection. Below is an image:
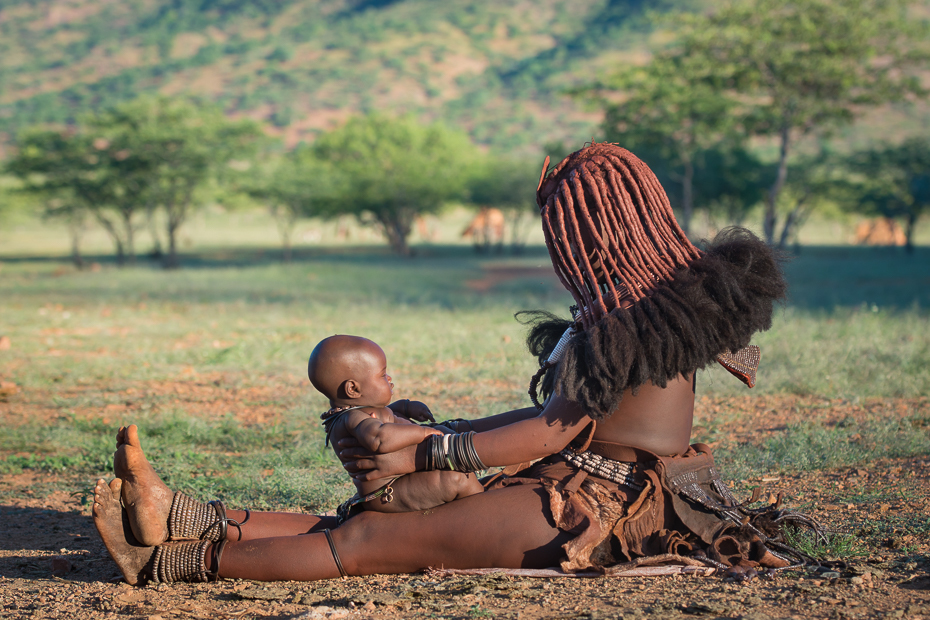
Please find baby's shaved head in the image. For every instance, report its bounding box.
[308,335,385,401]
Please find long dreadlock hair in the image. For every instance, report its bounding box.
[537,143,703,329]
[524,143,787,419]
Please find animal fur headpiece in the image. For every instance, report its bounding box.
[527,143,786,420]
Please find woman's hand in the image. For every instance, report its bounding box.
[388,399,434,423]
[338,440,423,482]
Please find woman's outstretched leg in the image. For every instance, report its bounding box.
[215,484,571,582]
[115,424,336,545]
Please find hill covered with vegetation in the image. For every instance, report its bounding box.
[0,0,699,152]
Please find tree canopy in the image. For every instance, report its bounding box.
[674,0,929,244]
[313,114,477,255]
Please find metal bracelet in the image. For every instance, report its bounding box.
[424,432,486,473]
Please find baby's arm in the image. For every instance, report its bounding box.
[346,410,441,454]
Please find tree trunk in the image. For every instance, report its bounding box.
[776,191,812,250]
[163,200,181,270]
[777,206,800,249]
[93,212,126,266]
[273,204,298,263]
[68,219,85,270]
[681,156,694,236]
[904,212,917,255]
[165,219,180,269]
[121,210,136,265]
[146,204,163,259]
[162,183,194,270]
[378,212,413,256]
[764,123,792,245]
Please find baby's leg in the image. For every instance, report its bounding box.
[363,471,484,513]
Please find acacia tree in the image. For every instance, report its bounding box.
[243,148,337,262]
[848,139,930,253]
[102,97,264,268]
[677,0,929,245]
[589,52,738,235]
[313,114,477,256]
[5,129,139,266]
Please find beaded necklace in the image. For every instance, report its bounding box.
[321,405,369,446]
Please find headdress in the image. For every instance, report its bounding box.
[528,143,786,419]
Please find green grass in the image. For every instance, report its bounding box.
[1,236,929,509]
[784,527,866,561]
[713,416,930,482]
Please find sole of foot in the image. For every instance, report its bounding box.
[92,478,155,586]
[114,424,173,546]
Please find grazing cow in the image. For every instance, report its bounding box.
[854,218,906,246]
[462,207,505,253]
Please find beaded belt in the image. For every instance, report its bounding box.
[559,449,644,490]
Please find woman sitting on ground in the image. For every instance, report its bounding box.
[93,143,805,585]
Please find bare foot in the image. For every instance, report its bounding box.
[114,425,173,546]
[92,478,155,586]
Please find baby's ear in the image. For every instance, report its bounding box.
[342,379,362,399]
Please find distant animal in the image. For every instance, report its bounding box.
[854,218,906,246]
[462,207,505,253]
[415,215,439,242]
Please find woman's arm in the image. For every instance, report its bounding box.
[464,407,539,432]
[340,395,591,481]
[470,396,588,466]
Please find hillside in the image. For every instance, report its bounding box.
[0,0,699,152]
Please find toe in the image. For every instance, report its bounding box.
[126,425,141,448]
[108,478,123,497]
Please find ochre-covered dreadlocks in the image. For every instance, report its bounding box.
[524,143,787,419]
[536,143,702,329]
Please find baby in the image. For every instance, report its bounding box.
[308,335,484,521]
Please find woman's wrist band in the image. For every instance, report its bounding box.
[424,431,486,472]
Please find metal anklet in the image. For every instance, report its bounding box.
[151,540,212,583]
[323,528,347,579]
[168,492,249,541]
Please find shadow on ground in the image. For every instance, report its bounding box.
[0,504,108,583]
[2,243,928,311]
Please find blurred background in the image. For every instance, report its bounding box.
[0,0,928,263]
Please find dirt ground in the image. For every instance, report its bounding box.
[1,395,929,620]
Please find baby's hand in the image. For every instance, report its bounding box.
[389,399,435,423]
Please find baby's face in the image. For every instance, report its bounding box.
[353,342,394,407]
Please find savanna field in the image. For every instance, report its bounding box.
[0,214,929,619]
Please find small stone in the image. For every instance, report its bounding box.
[820,571,841,579]
[50,556,71,576]
[293,606,351,619]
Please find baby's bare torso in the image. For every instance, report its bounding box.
[329,407,483,512]
[329,407,407,496]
